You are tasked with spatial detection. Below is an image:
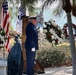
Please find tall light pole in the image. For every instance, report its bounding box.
[0,0,4,26]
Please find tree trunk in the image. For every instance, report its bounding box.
[20,0,27,73]
[22,17,29,73]
[67,12,76,75]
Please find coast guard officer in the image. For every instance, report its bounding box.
[25,16,38,75]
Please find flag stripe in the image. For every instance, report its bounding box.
[6,23,9,36]
[3,13,9,29]
[4,17,9,33]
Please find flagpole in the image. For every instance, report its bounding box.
[0,1,4,26]
[3,0,6,58]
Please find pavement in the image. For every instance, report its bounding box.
[40,66,72,75]
[0,66,72,75]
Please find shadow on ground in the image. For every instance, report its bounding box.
[0,66,72,75]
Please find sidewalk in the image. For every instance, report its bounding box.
[40,66,72,75]
[0,66,72,75]
[0,67,5,75]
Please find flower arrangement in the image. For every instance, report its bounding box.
[62,23,76,38]
[43,19,63,45]
[62,23,69,38]
[0,26,7,44]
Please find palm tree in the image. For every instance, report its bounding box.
[72,0,76,16]
[42,0,76,75]
[19,0,38,73]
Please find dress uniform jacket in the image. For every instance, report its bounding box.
[25,22,38,50]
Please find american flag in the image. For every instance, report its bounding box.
[1,0,10,52]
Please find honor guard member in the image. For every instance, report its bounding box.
[25,16,38,75]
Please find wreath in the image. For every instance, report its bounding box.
[43,19,63,45]
[62,23,76,38]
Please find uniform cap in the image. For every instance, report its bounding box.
[29,16,37,19]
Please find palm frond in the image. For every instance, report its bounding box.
[42,0,57,10]
[8,0,20,4]
[25,0,38,5]
[28,5,35,12]
[28,4,35,15]
[52,8,63,17]
[52,0,63,17]
[42,0,64,17]
[72,0,76,5]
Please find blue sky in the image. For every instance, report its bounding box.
[43,8,76,28]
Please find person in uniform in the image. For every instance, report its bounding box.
[25,16,38,75]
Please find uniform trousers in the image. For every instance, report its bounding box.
[26,48,36,75]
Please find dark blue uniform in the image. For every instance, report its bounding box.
[25,22,38,75]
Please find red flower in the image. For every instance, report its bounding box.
[55,39,58,43]
[47,35,51,38]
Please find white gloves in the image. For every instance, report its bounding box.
[31,47,35,52]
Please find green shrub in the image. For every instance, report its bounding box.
[36,45,72,68]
